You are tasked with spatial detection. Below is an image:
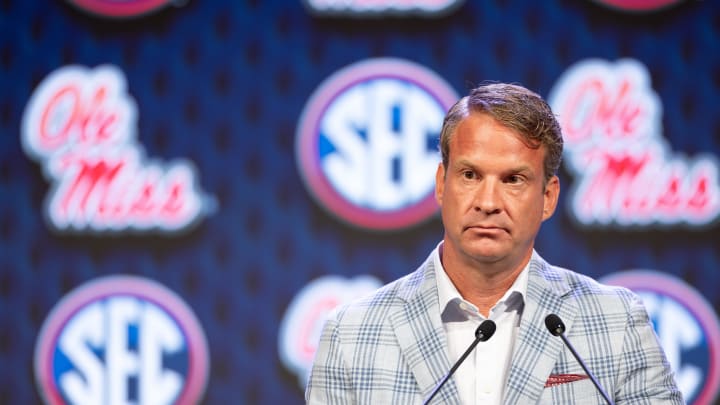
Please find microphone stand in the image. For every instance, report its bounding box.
[545,314,615,405]
[422,319,496,405]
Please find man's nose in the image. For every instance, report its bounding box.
[473,179,502,214]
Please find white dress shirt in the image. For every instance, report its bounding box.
[433,244,528,405]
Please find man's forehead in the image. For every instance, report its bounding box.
[451,114,539,149]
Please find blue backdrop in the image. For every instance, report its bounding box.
[1,0,719,404]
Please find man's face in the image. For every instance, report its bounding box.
[435,113,559,270]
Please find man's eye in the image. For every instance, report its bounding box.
[507,175,523,184]
[462,171,475,179]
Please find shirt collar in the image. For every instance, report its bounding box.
[433,242,530,319]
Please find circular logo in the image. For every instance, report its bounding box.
[34,275,210,405]
[278,275,381,386]
[66,0,183,18]
[602,271,720,404]
[591,0,682,13]
[296,57,458,231]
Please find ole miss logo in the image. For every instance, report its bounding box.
[296,58,457,230]
[548,59,720,229]
[34,275,210,405]
[21,65,213,234]
[278,275,382,386]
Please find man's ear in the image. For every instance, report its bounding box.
[435,163,445,206]
[542,175,560,221]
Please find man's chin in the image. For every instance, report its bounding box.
[462,245,508,264]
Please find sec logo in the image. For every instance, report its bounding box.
[602,271,720,405]
[296,58,458,231]
[34,275,209,405]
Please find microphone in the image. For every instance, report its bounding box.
[544,314,615,405]
[423,319,496,405]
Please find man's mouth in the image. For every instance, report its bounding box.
[465,225,508,235]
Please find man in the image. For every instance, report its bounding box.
[306,83,682,404]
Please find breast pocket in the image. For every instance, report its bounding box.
[537,378,607,405]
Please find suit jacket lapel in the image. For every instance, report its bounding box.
[504,253,579,404]
[390,257,459,401]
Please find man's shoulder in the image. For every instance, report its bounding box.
[330,262,432,326]
[538,260,639,308]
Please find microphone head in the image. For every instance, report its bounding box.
[544,314,566,336]
[475,320,496,342]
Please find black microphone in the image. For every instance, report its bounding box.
[423,319,496,405]
[544,314,615,405]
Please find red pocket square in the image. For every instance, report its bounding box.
[545,373,589,387]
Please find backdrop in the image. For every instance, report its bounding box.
[1,1,719,404]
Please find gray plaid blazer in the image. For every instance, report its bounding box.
[306,250,683,404]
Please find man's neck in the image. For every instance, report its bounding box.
[441,250,530,317]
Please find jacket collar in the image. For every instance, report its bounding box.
[503,253,579,404]
[390,251,459,401]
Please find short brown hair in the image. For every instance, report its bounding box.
[439,83,563,183]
